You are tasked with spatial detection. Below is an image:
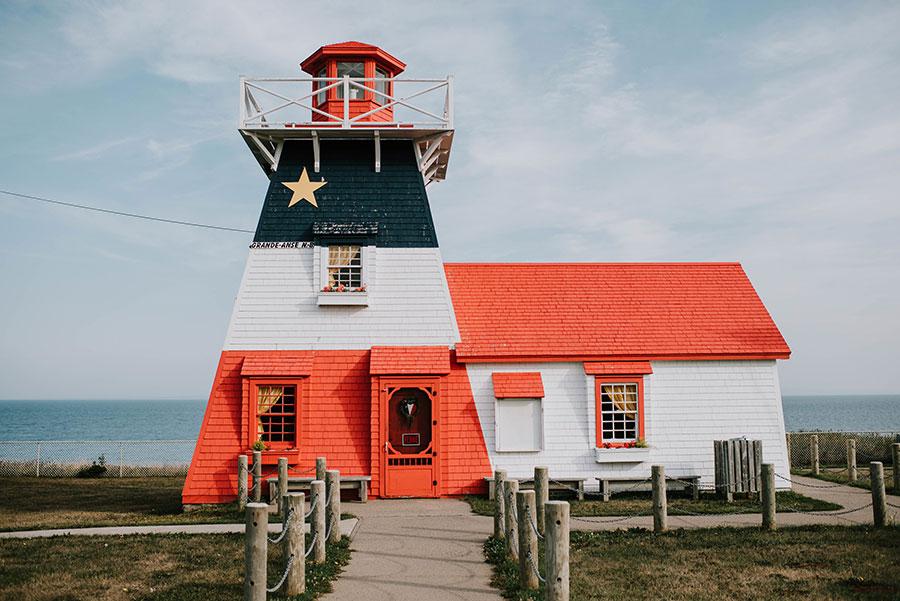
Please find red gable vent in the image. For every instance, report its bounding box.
[492,372,545,398]
[584,361,653,376]
[240,353,315,377]
[369,346,451,375]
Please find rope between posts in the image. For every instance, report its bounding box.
[526,550,546,584]
[266,552,295,593]
[267,508,294,545]
[775,472,870,492]
[325,487,334,508]
[304,496,318,519]
[325,518,334,542]
[524,504,544,540]
[304,532,318,558]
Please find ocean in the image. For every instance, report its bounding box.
[0,396,896,466]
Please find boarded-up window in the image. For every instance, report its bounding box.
[495,398,542,452]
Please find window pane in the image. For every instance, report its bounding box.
[374,68,389,105]
[496,398,542,451]
[327,245,363,289]
[599,382,639,442]
[336,62,365,99]
[316,68,327,104]
[257,385,297,444]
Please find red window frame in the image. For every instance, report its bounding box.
[594,376,645,448]
[250,379,303,450]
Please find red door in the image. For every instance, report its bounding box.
[382,383,439,497]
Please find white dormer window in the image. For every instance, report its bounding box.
[317,244,370,306]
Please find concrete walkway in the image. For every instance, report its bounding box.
[0,518,358,539]
[571,473,897,531]
[323,499,498,601]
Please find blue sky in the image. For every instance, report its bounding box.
[1,1,898,399]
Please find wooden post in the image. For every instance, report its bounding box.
[238,455,249,510]
[545,501,569,601]
[785,432,792,469]
[277,457,288,515]
[892,443,900,494]
[516,490,539,590]
[316,456,327,482]
[504,479,519,561]
[310,479,327,563]
[534,466,549,535]
[284,492,305,596]
[847,439,857,482]
[243,502,268,601]
[761,463,776,531]
[811,435,820,475]
[651,465,667,533]
[326,470,342,544]
[871,462,887,528]
[493,469,507,540]
[252,450,262,503]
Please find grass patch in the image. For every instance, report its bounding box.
[0,533,351,601]
[568,526,900,600]
[466,490,839,518]
[793,467,896,495]
[0,477,241,531]
[483,536,541,601]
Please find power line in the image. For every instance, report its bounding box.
[0,189,255,234]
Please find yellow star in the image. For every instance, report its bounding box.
[282,167,327,208]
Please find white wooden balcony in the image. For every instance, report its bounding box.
[239,76,454,184]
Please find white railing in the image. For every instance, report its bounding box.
[239,76,453,130]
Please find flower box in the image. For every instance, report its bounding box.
[317,291,369,306]
[594,446,651,464]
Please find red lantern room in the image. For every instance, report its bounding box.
[300,41,407,123]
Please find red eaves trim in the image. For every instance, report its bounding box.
[492,372,545,398]
[584,361,653,375]
[454,353,791,364]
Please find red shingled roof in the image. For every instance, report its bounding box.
[444,263,790,362]
[241,353,315,376]
[492,372,545,398]
[370,346,451,375]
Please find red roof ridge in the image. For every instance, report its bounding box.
[443,261,743,267]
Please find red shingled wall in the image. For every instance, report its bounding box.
[183,350,371,505]
[183,349,491,504]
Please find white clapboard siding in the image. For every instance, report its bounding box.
[467,360,790,491]
[224,247,460,349]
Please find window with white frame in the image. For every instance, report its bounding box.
[326,245,363,290]
[374,67,389,104]
[598,382,640,443]
[315,67,327,105]
[495,398,542,452]
[336,62,365,99]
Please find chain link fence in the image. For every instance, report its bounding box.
[788,431,899,469]
[0,440,195,477]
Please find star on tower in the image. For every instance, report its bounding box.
[282,167,327,208]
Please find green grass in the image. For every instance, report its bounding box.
[0,533,351,601]
[0,477,241,531]
[466,490,840,518]
[569,526,900,600]
[793,467,896,495]
[485,527,900,600]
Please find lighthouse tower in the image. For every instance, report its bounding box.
[183,43,490,505]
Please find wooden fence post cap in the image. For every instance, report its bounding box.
[246,502,269,508]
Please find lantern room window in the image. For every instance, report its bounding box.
[315,67,327,105]
[336,62,365,99]
[374,67,389,104]
[256,384,297,444]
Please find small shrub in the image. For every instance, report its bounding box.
[251,440,267,452]
[76,455,108,478]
